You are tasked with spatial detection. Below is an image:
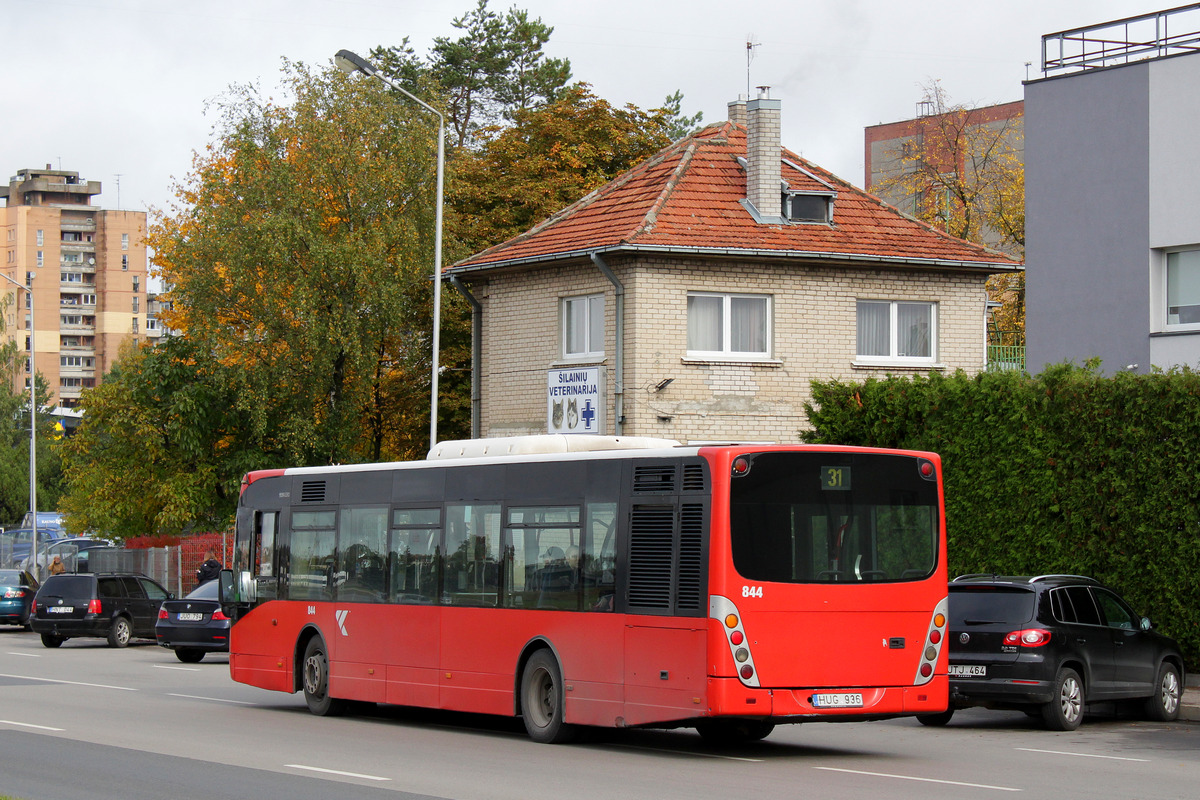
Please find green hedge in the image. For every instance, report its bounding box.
[803,363,1200,670]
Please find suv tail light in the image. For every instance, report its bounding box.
[87,598,103,615]
[1003,628,1051,647]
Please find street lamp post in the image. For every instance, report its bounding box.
[334,49,445,452]
[2,272,36,572]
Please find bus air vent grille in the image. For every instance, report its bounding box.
[676,504,704,610]
[627,507,673,609]
[681,463,706,492]
[633,465,675,493]
[300,480,327,503]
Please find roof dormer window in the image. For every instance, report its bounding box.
[783,191,834,224]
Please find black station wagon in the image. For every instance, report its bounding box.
[921,574,1185,730]
[31,573,173,648]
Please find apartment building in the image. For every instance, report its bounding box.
[1,166,148,408]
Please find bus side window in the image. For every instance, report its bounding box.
[338,506,388,604]
[444,504,501,607]
[389,507,440,605]
[584,502,617,612]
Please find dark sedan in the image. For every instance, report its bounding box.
[155,580,230,663]
[0,569,39,628]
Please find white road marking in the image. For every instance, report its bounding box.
[0,719,65,732]
[1016,747,1151,762]
[609,743,763,762]
[168,693,256,706]
[814,767,1021,792]
[5,652,40,658]
[154,664,201,672]
[285,764,390,782]
[0,672,135,691]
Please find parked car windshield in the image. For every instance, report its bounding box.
[949,586,1036,625]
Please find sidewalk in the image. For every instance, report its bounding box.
[1181,673,1200,723]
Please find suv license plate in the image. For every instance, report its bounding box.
[813,692,864,708]
[949,665,987,677]
[47,606,73,614]
[176,612,204,621]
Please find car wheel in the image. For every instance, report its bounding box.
[40,633,64,648]
[302,637,346,717]
[916,709,955,726]
[695,718,777,743]
[1143,662,1181,722]
[175,648,205,664]
[107,616,132,648]
[1042,667,1084,731]
[520,649,576,743]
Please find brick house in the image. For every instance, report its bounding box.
[445,91,1019,443]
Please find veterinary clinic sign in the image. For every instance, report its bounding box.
[547,367,603,434]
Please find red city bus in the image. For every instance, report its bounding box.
[220,436,949,743]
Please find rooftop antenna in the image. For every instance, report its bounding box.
[746,35,762,98]
[114,173,122,209]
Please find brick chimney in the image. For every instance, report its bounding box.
[727,95,747,128]
[745,86,781,219]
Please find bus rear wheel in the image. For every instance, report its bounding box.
[695,718,776,744]
[520,650,576,744]
[302,637,346,717]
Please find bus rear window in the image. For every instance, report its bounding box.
[730,452,939,583]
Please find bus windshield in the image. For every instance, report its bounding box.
[729,451,939,583]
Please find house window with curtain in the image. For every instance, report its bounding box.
[687,292,771,359]
[856,300,937,364]
[562,293,604,359]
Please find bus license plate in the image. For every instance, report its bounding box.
[176,612,204,621]
[949,665,987,677]
[48,606,73,614]
[813,692,863,708]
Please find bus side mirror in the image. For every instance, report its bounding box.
[218,569,238,605]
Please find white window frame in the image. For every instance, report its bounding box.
[855,300,938,366]
[686,291,772,360]
[561,293,604,360]
[1162,248,1200,332]
[121,233,129,250]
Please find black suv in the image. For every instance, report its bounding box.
[921,574,1185,730]
[31,573,173,649]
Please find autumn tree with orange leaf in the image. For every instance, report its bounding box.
[151,60,456,467]
[873,80,1025,337]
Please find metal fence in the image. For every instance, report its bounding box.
[91,547,186,596]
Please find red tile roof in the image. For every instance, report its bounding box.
[450,121,1020,274]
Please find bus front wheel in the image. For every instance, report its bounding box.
[520,650,577,744]
[302,637,347,717]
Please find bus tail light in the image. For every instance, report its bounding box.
[913,597,949,686]
[710,595,760,688]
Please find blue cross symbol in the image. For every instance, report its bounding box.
[581,400,596,429]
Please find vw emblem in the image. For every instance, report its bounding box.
[958,632,970,644]
[56,599,64,605]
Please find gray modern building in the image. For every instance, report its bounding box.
[1025,5,1200,374]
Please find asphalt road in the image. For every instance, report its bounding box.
[1,626,1198,800]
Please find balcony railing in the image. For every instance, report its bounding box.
[1043,4,1200,75]
[987,345,1026,372]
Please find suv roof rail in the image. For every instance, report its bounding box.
[1028,574,1099,584]
[951,573,1001,582]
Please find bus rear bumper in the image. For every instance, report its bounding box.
[707,675,949,719]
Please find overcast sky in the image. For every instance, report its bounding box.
[5,0,1172,223]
